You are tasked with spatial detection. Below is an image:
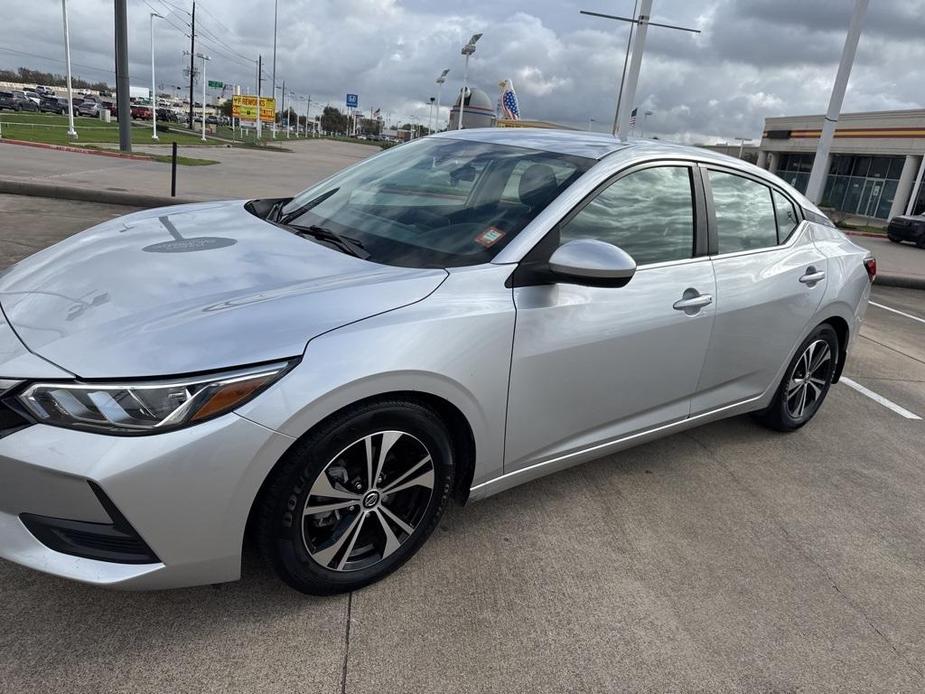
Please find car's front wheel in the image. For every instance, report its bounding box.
[256,399,455,595]
[755,324,839,432]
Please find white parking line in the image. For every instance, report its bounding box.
[841,377,922,420]
[870,301,925,326]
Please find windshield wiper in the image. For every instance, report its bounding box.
[289,224,370,259]
[277,188,340,224]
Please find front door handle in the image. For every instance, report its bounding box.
[799,269,826,285]
[673,293,713,312]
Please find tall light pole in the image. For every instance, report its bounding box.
[197,53,210,142]
[580,4,699,137]
[61,0,77,139]
[114,0,132,152]
[429,97,436,134]
[435,68,449,133]
[457,34,481,130]
[805,0,869,203]
[255,55,262,140]
[271,0,278,139]
[150,12,163,141]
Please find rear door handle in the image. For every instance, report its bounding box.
[673,294,713,311]
[799,270,826,284]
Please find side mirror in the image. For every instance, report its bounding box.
[547,239,637,287]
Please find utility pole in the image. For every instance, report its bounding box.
[187,0,196,129]
[805,0,869,203]
[256,54,262,139]
[271,0,278,139]
[580,4,699,138]
[198,53,210,142]
[114,0,131,152]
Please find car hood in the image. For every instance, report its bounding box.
[0,201,447,378]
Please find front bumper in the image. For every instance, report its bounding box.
[0,413,293,589]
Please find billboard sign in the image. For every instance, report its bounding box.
[232,95,276,124]
[346,93,358,108]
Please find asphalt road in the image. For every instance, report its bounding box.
[1,196,923,693]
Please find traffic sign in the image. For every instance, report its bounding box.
[208,80,224,89]
[346,93,358,108]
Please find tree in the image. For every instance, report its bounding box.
[320,106,349,135]
[218,99,233,117]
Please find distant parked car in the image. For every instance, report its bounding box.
[887,215,925,248]
[39,96,69,114]
[24,91,42,106]
[0,91,39,111]
[131,105,153,120]
[156,107,179,122]
[77,100,101,117]
[205,114,219,124]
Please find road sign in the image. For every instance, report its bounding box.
[232,95,276,123]
[346,93,358,108]
[208,80,224,89]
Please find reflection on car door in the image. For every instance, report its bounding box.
[504,164,717,472]
[692,167,828,414]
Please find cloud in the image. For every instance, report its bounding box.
[0,0,921,144]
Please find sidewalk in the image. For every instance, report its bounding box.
[0,137,378,202]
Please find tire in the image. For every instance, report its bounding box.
[256,399,455,595]
[754,324,839,432]
[887,235,901,243]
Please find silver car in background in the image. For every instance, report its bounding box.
[0,130,874,594]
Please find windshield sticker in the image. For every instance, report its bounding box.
[474,227,506,248]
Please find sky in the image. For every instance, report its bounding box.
[1,0,923,142]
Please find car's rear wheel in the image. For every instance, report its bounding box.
[256,400,454,595]
[755,324,839,432]
[887,235,901,243]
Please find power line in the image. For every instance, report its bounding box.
[0,47,114,77]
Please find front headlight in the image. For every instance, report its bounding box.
[14,360,295,434]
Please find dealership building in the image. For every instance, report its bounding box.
[756,109,925,220]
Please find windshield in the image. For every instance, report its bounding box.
[278,137,594,268]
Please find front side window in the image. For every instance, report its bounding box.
[276,138,593,268]
[559,166,695,265]
[709,170,777,253]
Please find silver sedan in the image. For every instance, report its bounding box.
[0,129,874,594]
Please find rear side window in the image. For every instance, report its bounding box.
[709,170,777,253]
[772,189,800,242]
[559,166,695,265]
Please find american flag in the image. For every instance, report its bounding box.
[629,107,638,127]
[499,79,520,120]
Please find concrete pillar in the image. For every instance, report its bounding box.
[766,152,778,174]
[890,155,920,219]
[904,155,925,216]
[756,150,768,169]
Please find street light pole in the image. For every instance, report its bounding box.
[805,0,869,203]
[150,12,162,141]
[197,53,210,142]
[61,0,77,139]
[435,68,449,133]
[580,5,699,137]
[255,55,262,140]
[457,34,481,130]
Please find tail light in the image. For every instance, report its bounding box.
[863,257,877,282]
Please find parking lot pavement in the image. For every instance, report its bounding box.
[848,234,925,282]
[0,138,378,201]
[1,198,924,692]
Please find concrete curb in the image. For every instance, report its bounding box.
[0,179,201,208]
[843,230,888,239]
[876,273,925,291]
